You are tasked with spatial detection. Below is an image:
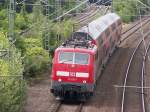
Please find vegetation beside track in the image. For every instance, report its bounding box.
[113,0,150,23]
[0,32,26,112]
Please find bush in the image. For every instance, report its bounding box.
[0,59,8,76]
[0,9,7,20]
[48,19,75,46]
[15,14,29,31]
[0,32,9,49]
[113,0,137,23]
[0,32,26,112]
[24,38,42,48]
[24,47,49,77]
[0,77,26,112]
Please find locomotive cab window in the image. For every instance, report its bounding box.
[59,52,73,64]
[59,52,89,65]
[75,53,89,65]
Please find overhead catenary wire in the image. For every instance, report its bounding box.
[16,0,28,5]
[52,0,89,21]
[19,0,89,35]
[136,0,150,9]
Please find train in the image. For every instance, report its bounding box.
[89,0,112,6]
[50,13,122,101]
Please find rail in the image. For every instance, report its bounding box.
[121,17,150,42]
[141,38,150,112]
[49,101,83,112]
[121,30,150,112]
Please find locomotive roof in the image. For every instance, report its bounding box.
[56,46,97,54]
[77,13,121,40]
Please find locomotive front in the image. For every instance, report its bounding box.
[50,47,95,100]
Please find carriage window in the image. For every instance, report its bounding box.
[75,53,89,65]
[95,50,98,60]
[111,23,116,31]
[118,20,122,26]
[105,29,110,37]
[98,37,103,45]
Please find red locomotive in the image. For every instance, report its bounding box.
[50,13,122,100]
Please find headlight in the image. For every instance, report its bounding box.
[58,78,62,82]
[76,72,89,78]
[57,71,69,76]
[83,80,86,83]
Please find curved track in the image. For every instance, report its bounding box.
[82,17,150,112]
[49,17,150,112]
[120,30,150,112]
[121,17,150,42]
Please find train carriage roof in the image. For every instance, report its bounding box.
[77,13,121,40]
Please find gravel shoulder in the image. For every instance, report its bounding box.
[23,74,54,112]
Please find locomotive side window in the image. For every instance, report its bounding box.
[95,50,98,60]
[105,29,110,37]
[111,23,116,31]
[75,53,89,65]
[59,52,73,64]
[117,20,122,26]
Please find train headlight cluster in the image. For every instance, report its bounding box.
[58,78,62,82]
[83,80,86,83]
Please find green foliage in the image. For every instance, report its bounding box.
[15,37,26,55]
[0,77,26,112]
[24,38,42,48]
[0,31,25,112]
[15,14,29,31]
[0,59,8,76]
[113,0,149,23]
[0,9,7,20]
[24,47,49,77]
[0,1,78,112]
[48,19,75,45]
[0,9,7,30]
[61,0,76,10]
[113,0,136,22]
[0,32,9,49]
[9,47,24,76]
[63,20,75,39]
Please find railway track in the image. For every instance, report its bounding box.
[120,27,150,112]
[75,5,110,28]
[80,16,150,112]
[48,17,150,112]
[49,101,83,112]
[140,38,150,112]
[121,16,150,42]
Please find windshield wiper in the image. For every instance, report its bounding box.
[59,60,72,64]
